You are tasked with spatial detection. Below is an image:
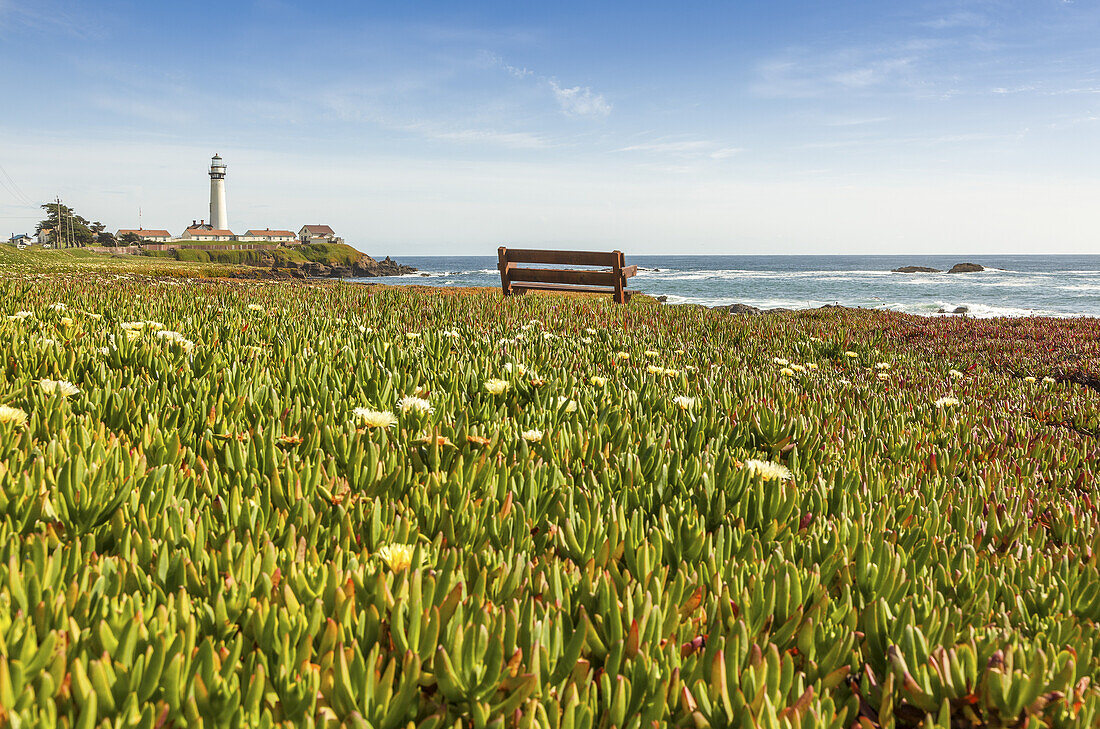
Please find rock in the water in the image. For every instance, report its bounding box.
[948,263,984,273]
[349,255,417,278]
[892,266,942,273]
[715,303,762,315]
[953,306,969,314]
[655,295,668,302]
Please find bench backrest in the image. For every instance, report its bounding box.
[497,247,636,303]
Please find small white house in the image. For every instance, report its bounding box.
[298,224,340,244]
[117,229,172,243]
[7,233,32,248]
[181,221,235,242]
[239,228,296,243]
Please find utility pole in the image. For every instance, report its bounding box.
[56,197,61,248]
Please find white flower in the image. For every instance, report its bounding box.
[156,330,195,353]
[0,405,28,427]
[542,332,555,340]
[397,396,433,414]
[645,350,659,358]
[773,357,789,366]
[556,396,577,413]
[521,429,543,442]
[442,329,461,338]
[743,459,793,481]
[844,351,859,359]
[353,408,398,428]
[582,337,593,344]
[86,313,102,321]
[10,311,33,321]
[405,332,421,340]
[484,378,510,395]
[247,304,265,312]
[376,544,415,572]
[791,365,805,373]
[949,369,964,379]
[672,395,696,410]
[50,303,66,312]
[39,379,80,397]
[877,373,889,381]
[1042,376,1055,384]
[647,365,665,375]
[875,362,891,370]
[616,351,630,360]
[935,396,960,408]
[504,363,527,376]
[585,328,597,335]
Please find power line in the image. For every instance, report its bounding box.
[0,161,35,207]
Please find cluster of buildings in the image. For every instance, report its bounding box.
[6,154,344,250]
[113,223,341,246]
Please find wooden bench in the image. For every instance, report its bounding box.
[497,247,638,303]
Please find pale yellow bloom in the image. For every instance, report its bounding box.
[844,351,859,358]
[807,363,818,370]
[247,304,265,312]
[353,408,397,428]
[39,379,80,397]
[935,396,960,408]
[484,378,510,395]
[521,428,543,442]
[645,350,659,358]
[647,365,664,375]
[556,396,577,413]
[672,395,695,410]
[949,369,964,379]
[397,396,433,414]
[877,373,889,381]
[616,351,631,360]
[875,362,891,370]
[0,405,28,426]
[773,357,789,366]
[1024,376,1036,383]
[405,332,421,340]
[376,544,415,572]
[59,317,74,327]
[780,367,795,377]
[791,365,805,373]
[1042,376,1056,384]
[743,459,793,481]
[589,375,607,387]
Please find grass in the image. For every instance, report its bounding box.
[0,258,1098,727]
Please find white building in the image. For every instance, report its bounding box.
[117,229,171,243]
[7,233,32,248]
[238,228,296,243]
[299,225,341,244]
[181,221,235,241]
[209,154,228,231]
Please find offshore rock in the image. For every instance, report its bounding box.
[948,263,984,273]
[892,265,942,273]
[350,255,416,277]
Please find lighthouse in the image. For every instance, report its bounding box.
[208,154,228,230]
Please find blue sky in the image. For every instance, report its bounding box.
[1,0,1099,254]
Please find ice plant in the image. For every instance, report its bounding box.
[521,428,543,442]
[743,459,794,481]
[376,544,415,572]
[397,396,433,414]
[935,396,960,408]
[353,408,398,428]
[483,378,510,395]
[0,405,28,427]
[672,395,696,410]
[39,379,80,397]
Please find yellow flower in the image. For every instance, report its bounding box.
[59,317,74,327]
[743,459,793,481]
[616,351,630,360]
[791,365,805,373]
[875,362,891,370]
[247,304,265,312]
[405,332,421,339]
[672,395,695,410]
[353,408,397,428]
[397,396,433,414]
[39,379,80,397]
[376,544,415,572]
[949,369,964,379]
[0,405,28,427]
[589,375,607,387]
[484,378,510,395]
[807,363,818,370]
[877,372,889,380]
[844,351,859,358]
[521,428,543,442]
[644,350,659,358]
[780,367,795,377]
[647,365,664,375]
[663,368,680,377]
[1024,376,1036,383]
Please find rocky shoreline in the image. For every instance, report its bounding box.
[232,254,416,280]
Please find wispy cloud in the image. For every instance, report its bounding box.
[920,11,987,30]
[549,80,611,117]
[617,137,742,160]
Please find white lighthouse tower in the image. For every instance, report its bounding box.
[208,154,228,230]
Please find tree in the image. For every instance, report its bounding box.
[118,232,142,246]
[97,231,117,246]
[36,202,94,247]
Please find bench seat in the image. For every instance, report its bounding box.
[498,247,637,303]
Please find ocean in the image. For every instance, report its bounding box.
[352,255,1100,318]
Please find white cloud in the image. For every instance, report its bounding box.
[616,138,742,160]
[548,80,611,117]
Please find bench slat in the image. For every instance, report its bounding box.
[503,248,620,267]
[512,282,638,298]
[508,267,619,287]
